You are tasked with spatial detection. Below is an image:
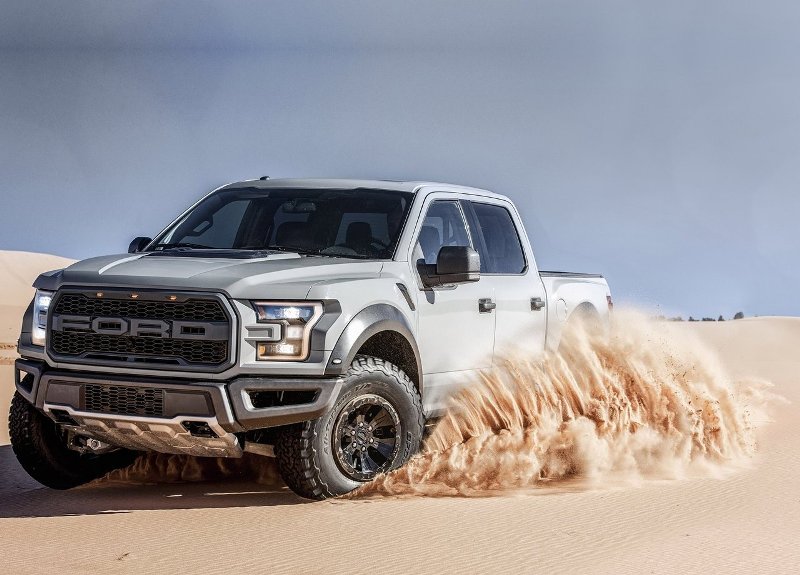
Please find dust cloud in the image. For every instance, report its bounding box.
[356,311,774,497]
[100,452,282,487]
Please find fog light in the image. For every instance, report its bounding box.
[257,342,300,358]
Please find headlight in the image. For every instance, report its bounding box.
[251,301,323,361]
[31,289,54,346]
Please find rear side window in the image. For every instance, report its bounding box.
[416,201,471,264]
[470,202,526,274]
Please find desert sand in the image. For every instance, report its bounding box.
[0,252,798,574]
[0,250,74,363]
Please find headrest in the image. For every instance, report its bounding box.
[275,221,306,245]
[346,221,373,245]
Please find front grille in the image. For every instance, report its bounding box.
[84,384,165,417]
[48,291,232,370]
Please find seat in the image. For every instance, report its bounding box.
[481,218,507,272]
[275,221,312,249]
[345,221,374,255]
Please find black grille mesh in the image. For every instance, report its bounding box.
[50,292,230,367]
[51,331,228,364]
[53,294,227,321]
[84,384,165,417]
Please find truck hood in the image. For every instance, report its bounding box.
[43,252,384,299]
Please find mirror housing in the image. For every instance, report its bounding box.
[418,246,481,288]
[128,237,152,254]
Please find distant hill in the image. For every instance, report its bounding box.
[0,250,75,345]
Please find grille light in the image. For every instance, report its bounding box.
[31,289,54,346]
[251,301,323,361]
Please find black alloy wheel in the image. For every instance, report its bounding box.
[332,394,402,481]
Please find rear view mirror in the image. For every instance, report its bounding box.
[281,199,317,214]
[418,246,480,288]
[128,237,152,253]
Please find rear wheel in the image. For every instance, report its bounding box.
[275,356,424,499]
[8,392,137,489]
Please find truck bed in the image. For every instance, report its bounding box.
[539,270,604,279]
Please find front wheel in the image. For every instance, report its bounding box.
[275,356,424,499]
[8,392,137,489]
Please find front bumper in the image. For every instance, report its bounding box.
[14,358,343,457]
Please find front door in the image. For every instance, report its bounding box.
[412,199,496,413]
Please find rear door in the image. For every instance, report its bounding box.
[463,199,548,360]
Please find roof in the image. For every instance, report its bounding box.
[218,178,507,200]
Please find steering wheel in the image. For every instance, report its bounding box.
[321,245,359,256]
[369,237,389,249]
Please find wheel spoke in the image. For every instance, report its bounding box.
[340,425,356,441]
[374,440,395,459]
[367,411,392,431]
[358,450,375,473]
[361,450,378,475]
[342,441,357,460]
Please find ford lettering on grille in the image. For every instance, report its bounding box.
[48,291,232,370]
[52,315,228,340]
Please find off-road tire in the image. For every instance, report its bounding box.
[8,392,137,489]
[275,356,424,500]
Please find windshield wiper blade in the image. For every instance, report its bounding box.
[151,242,216,250]
[263,245,329,256]
[239,245,369,259]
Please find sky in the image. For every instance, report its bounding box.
[1,1,799,318]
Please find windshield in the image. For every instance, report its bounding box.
[150,187,414,259]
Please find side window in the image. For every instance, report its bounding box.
[470,202,526,274]
[415,200,471,264]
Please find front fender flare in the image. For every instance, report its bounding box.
[324,304,421,390]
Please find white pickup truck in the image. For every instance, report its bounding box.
[11,179,611,499]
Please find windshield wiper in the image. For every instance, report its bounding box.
[151,242,216,250]
[263,245,374,259]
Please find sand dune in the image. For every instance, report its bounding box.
[0,250,74,354]
[0,251,798,574]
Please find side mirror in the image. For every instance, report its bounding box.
[418,246,481,288]
[128,237,152,253]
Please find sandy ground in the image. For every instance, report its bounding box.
[0,251,797,574]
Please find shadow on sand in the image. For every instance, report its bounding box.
[0,445,309,518]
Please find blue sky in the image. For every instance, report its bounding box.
[1,1,799,317]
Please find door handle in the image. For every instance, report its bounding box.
[479,298,496,313]
[531,297,546,311]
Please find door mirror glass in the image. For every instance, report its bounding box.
[128,237,152,253]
